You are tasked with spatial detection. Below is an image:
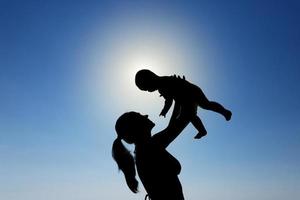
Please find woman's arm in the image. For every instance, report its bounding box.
[152,102,190,149]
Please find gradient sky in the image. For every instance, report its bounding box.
[1,1,299,200]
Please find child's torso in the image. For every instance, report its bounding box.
[158,76,199,104]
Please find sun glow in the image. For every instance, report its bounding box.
[81,17,205,120]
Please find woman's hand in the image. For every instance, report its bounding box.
[153,102,190,148]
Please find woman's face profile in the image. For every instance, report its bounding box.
[117,112,155,143]
[127,112,155,140]
[133,112,155,131]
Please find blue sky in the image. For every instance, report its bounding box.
[1,1,299,199]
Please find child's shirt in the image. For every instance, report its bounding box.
[158,75,198,116]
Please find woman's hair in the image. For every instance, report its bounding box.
[112,112,139,193]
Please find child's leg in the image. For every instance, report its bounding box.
[180,105,206,139]
[203,101,231,121]
[196,88,232,121]
[191,116,207,139]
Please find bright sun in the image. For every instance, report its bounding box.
[81,16,206,121]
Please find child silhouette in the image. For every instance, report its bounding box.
[135,69,232,139]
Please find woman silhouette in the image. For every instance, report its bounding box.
[112,104,189,200]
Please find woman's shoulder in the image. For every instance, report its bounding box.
[150,132,170,150]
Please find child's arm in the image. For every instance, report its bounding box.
[159,97,173,117]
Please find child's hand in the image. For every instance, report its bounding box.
[178,75,185,80]
[159,112,166,118]
[172,74,186,80]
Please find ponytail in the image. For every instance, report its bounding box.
[112,137,138,193]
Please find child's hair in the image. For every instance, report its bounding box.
[112,112,139,193]
[135,69,158,91]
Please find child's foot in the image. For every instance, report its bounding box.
[194,132,207,139]
[224,110,232,121]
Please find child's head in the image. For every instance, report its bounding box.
[135,69,159,92]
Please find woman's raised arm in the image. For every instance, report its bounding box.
[152,102,190,149]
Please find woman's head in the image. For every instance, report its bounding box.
[112,111,155,193]
[115,112,155,144]
[135,69,159,92]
